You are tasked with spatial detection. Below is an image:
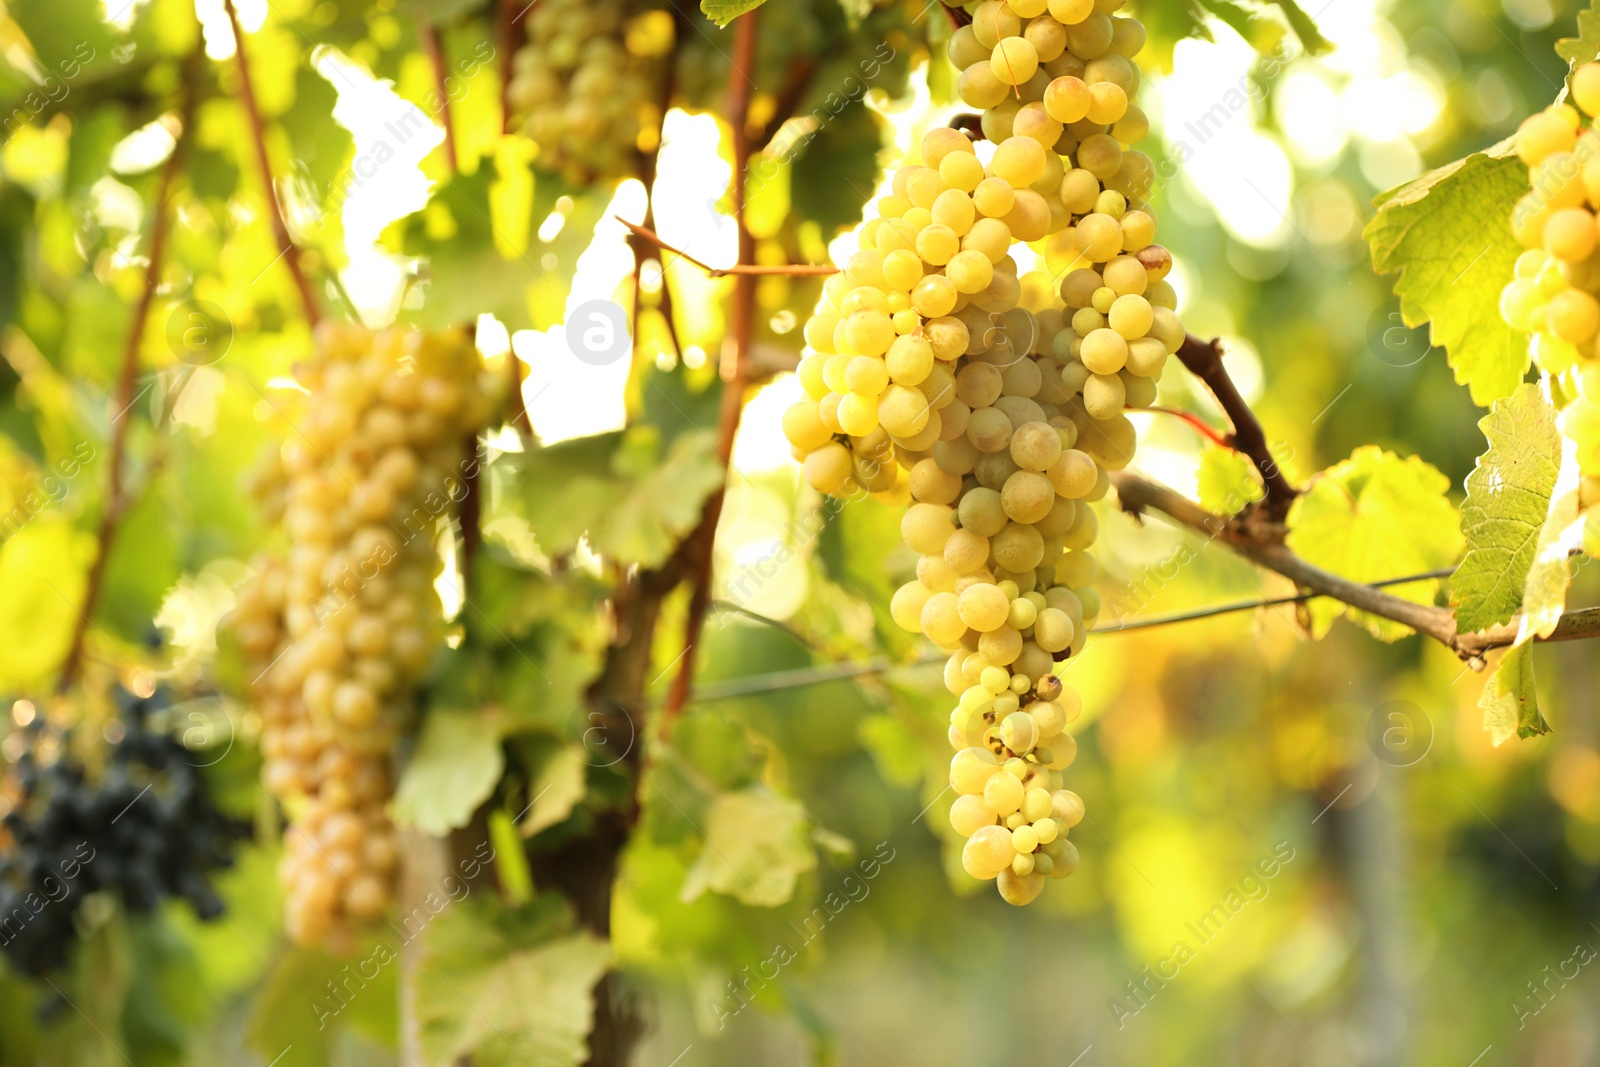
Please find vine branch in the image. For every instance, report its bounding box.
[615,218,838,276]
[418,15,459,174]
[1176,333,1297,518]
[661,9,761,731]
[59,48,200,690]
[222,0,320,326]
[1111,471,1600,665]
[498,0,522,136]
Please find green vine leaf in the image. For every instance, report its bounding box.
[682,785,817,908]
[1452,384,1563,633]
[701,0,768,28]
[1557,0,1600,67]
[1196,446,1264,517]
[1480,643,1549,745]
[520,743,587,838]
[508,428,725,568]
[1286,446,1464,641]
[1518,418,1587,641]
[394,708,507,836]
[1264,0,1332,54]
[1364,140,1530,406]
[418,900,611,1067]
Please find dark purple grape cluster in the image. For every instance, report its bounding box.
[0,686,249,975]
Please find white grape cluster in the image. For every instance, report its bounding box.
[507,0,674,183]
[783,0,1184,904]
[1499,61,1600,545]
[232,323,492,948]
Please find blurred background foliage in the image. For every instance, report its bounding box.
[0,0,1597,1065]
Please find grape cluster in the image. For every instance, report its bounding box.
[0,688,246,975]
[231,323,492,949]
[783,0,1184,903]
[1499,62,1600,543]
[507,0,674,184]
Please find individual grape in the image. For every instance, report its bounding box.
[963,825,1017,878]
[951,794,999,835]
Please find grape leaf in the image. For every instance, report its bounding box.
[1452,384,1563,633]
[700,0,768,27]
[1517,416,1587,641]
[1285,446,1464,641]
[1480,643,1549,745]
[1364,141,1529,406]
[1557,0,1600,67]
[245,949,341,1067]
[394,708,507,836]
[508,428,725,568]
[1264,0,1332,54]
[417,900,611,1067]
[520,742,587,838]
[1196,446,1264,517]
[791,98,884,236]
[0,517,91,690]
[681,785,817,907]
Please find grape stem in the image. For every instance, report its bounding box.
[1175,333,1300,520]
[221,0,321,326]
[418,15,459,174]
[1138,404,1231,448]
[57,44,202,691]
[1110,470,1600,665]
[659,8,763,734]
[615,217,840,276]
[498,0,524,136]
